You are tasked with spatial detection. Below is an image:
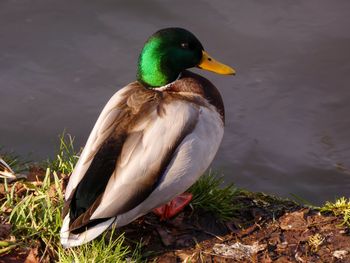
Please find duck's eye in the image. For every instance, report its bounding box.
[180,43,189,49]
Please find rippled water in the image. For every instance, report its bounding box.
[1,0,349,204]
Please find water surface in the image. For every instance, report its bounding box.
[1,0,350,204]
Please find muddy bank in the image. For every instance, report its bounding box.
[0,168,349,262]
[122,193,350,262]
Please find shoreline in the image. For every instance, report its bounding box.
[0,163,349,262]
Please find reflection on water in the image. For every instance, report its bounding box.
[0,0,349,204]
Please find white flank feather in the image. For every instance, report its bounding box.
[114,105,223,226]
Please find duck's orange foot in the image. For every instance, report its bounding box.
[153,192,193,220]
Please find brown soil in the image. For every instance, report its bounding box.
[0,167,349,262]
[121,193,350,262]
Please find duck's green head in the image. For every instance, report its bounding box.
[137,27,235,87]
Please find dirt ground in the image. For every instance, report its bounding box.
[0,169,349,262]
[121,193,350,262]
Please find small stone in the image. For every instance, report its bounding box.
[213,242,266,260]
[333,250,348,259]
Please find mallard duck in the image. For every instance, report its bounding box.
[60,27,235,248]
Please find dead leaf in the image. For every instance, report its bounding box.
[0,224,11,239]
[156,226,175,246]
[279,210,308,231]
[24,248,39,263]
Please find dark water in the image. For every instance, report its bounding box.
[1,0,350,204]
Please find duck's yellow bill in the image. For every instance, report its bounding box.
[197,51,236,75]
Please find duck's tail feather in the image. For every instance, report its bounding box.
[60,214,115,248]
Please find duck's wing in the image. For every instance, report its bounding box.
[63,84,134,202]
[61,84,201,247]
[63,82,148,217]
[86,99,199,220]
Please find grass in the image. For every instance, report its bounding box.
[58,230,143,263]
[320,197,350,227]
[1,169,63,259]
[189,172,240,221]
[0,132,143,262]
[307,233,325,253]
[1,169,143,261]
[47,131,79,175]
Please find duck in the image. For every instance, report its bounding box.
[60,27,235,248]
